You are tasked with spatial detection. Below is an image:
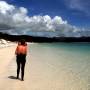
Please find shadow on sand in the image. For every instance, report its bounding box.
[8,76,21,80]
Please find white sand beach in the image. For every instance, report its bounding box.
[0,42,89,90]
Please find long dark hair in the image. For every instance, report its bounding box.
[20,39,25,45]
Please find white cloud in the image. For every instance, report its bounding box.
[0,1,89,37]
[64,0,90,16]
[19,7,28,14]
[53,16,67,24]
[0,1,15,14]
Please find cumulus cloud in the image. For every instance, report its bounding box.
[0,0,89,37]
[0,1,15,14]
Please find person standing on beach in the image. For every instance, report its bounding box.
[15,40,27,81]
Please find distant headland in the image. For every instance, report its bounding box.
[0,32,90,43]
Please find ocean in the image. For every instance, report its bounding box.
[28,42,90,89]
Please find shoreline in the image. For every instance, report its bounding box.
[0,43,89,90]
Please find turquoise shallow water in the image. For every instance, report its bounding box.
[28,43,90,89]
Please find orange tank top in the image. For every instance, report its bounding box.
[15,45,27,55]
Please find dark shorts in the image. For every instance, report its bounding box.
[16,54,26,63]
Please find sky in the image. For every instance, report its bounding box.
[0,0,90,37]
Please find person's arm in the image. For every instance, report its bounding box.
[25,46,27,55]
[15,46,18,55]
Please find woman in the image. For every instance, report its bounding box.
[15,40,27,81]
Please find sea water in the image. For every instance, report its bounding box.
[28,42,90,89]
